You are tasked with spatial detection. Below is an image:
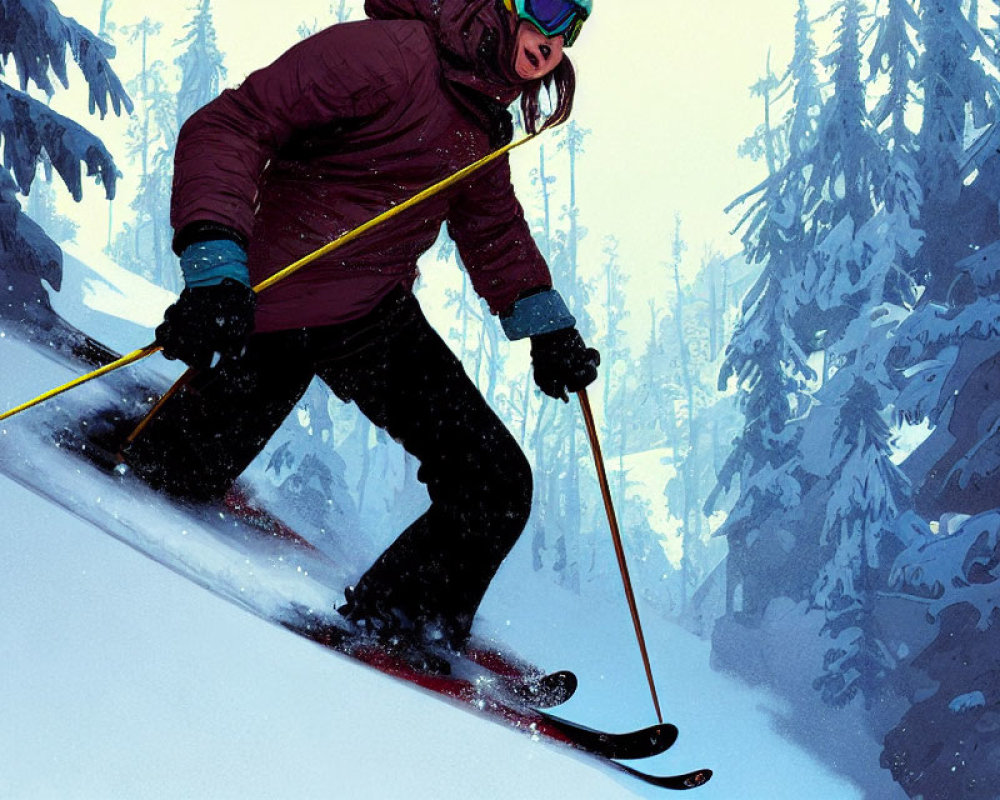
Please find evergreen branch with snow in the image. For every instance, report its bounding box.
[890,511,1000,629]
[0,80,118,199]
[0,0,132,118]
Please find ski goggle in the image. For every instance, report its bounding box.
[516,0,590,47]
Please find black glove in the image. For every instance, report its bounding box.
[530,327,600,402]
[155,279,256,370]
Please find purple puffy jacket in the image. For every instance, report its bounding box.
[170,0,553,332]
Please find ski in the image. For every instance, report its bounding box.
[296,618,714,788]
[283,614,685,764]
[533,713,713,790]
[283,608,575,702]
[613,763,714,791]
[537,710,677,760]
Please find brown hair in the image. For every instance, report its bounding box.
[521,56,576,134]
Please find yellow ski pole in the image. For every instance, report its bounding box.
[0,345,161,423]
[0,131,541,424]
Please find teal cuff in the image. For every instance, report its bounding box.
[180,239,250,288]
[500,289,576,340]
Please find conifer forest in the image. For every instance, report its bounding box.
[6,0,1000,796]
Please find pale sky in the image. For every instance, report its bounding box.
[47,0,798,341]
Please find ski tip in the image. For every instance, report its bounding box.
[492,669,579,709]
[551,669,578,690]
[539,712,681,760]
[536,670,578,706]
[649,722,680,756]
[614,764,713,790]
[680,769,713,789]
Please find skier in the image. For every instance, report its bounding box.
[122,0,599,653]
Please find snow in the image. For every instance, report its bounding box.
[44,240,177,356]
[0,475,632,800]
[0,357,866,799]
[0,323,869,799]
[55,241,176,328]
[0,463,871,799]
[950,691,987,714]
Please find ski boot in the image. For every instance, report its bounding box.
[338,585,468,675]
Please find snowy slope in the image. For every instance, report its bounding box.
[0,348,884,800]
[48,242,176,355]
[0,253,896,798]
[0,467,881,800]
[0,474,635,800]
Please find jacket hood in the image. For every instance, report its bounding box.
[364,0,526,105]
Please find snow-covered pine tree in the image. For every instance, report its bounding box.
[868,0,919,157]
[812,0,885,224]
[750,0,926,708]
[0,0,129,335]
[913,0,997,298]
[112,0,226,294]
[711,0,822,618]
[676,249,747,630]
[803,228,925,707]
[592,238,676,609]
[894,0,1000,519]
[107,17,177,289]
[866,0,922,308]
[810,380,908,708]
[781,0,889,357]
[791,0,883,365]
[662,241,741,623]
[629,297,674,453]
[809,300,920,704]
[174,0,226,131]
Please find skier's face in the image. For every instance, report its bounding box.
[513,22,565,80]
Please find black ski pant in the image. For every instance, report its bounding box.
[124,288,532,640]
